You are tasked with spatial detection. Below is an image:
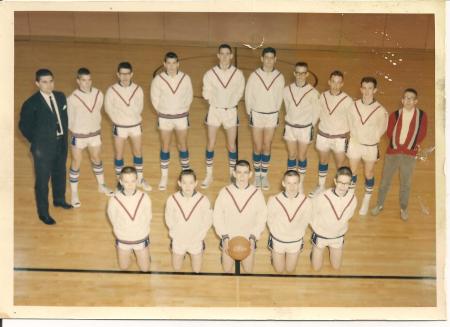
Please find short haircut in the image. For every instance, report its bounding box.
[116,166,137,191]
[178,168,197,182]
[117,62,132,72]
[329,70,344,79]
[295,62,308,70]
[404,88,418,98]
[164,52,179,62]
[283,169,300,179]
[361,76,377,88]
[35,68,53,82]
[77,67,90,78]
[262,47,276,57]
[335,166,353,180]
[218,44,232,53]
[234,159,251,171]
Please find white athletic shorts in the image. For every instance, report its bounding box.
[268,234,304,254]
[71,134,101,149]
[113,123,142,138]
[315,133,346,153]
[205,106,239,129]
[171,239,205,255]
[116,236,150,251]
[249,111,279,129]
[311,232,344,249]
[158,115,189,131]
[346,139,379,162]
[283,123,314,144]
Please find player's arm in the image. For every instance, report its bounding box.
[212,190,229,240]
[106,197,118,227]
[66,95,75,132]
[184,75,194,108]
[386,111,396,140]
[164,196,176,230]
[266,196,277,232]
[199,198,213,240]
[415,111,428,150]
[311,89,321,126]
[275,74,285,111]
[231,70,246,107]
[18,99,36,143]
[104,88,116,121]
[250,191,268,242]
[150,77,160,112]
[135,87,144,115]
[244,73,255,115]
[202,71,213,102]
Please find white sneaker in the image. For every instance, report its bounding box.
[138,178,152,192]
[71,193,81,208]
[261,175,270,191]
[159,175,168,191]
[308,185,324,198]
[201,174,213,189]
[359,199,370,216]
[98,184,114,197]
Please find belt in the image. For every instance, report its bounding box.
[113,122,141,128]
[317,129,347,139]
[158,112,189,119]
[285,121,312,129]
[253,110,279,115]
[270,233,303,244]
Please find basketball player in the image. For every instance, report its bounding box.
[267,170,312,273]
[245,47,285,190]
[150,52,194,191]
[213,160,267,273]
[201,44,245,188]
[107,166,152,272]
[371,88,427,221]
[347,77,388,215]
[309,70,353,198]
[282,62,320,194]
[104,62,151,191]
[67,67,114,208]
[165,169,212,273]
[310,166,357,271]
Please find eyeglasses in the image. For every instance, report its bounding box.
[336,181,351,186]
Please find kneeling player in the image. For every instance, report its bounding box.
[107,167,152,272]
[213,160,267,273]
[165,169,212,273]
[310,166,357,271]
[267,170,312,273]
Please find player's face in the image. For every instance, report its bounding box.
[35,75,54,94]
[328,75,343,94]
[334,175,351,196]
[360,82,377,99]
[178,174,198,196]
[261,52,276,70]
[401,91,418,110]
[164,58,179,75]
[294,66,308,85]
[233,165,252,186]
[117,68,133,86]
[76,74,92,92]
[120,173,137,194]
[282,175,300,196]
[217,48,233,67]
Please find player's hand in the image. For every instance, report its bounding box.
[223,238,230,255]
[249,238,256,250]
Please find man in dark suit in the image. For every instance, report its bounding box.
[19,68,73,225]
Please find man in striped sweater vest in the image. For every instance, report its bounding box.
[371,88,427,221]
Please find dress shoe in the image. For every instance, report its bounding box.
[38,214,56,225]
[53,201,73,209]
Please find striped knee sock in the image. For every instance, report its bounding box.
[228,151,237,172]
[318,163,328,187]
[253,152,262,176]
[298,159,307,183]
[114,159,124,179]
[179,150,190,170]
[91,161,105,185]
[261,154,271,177]
[160,151,170,176]
[365,177,374,196]
[205,150,214,175]
[287,158,297,170]
[69,167,80,194]
[350,175,358,190]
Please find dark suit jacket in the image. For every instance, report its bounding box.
[19,91,69,155]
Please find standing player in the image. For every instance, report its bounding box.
[309,70,353,197]
[213,160,267,273]
[67,67,114,208]
[371,88,427,221]
[165,169,212,273]
[310,166,357,271]
[267,170,312,273]
[347,77,388,215]
[107,166,152,272]
[104,62,151,191]
[282,62,320,194]
[150,52,194,191]
[201,44,245,188]
[245,47,285,190]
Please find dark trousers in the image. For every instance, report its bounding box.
[32,138,68,216]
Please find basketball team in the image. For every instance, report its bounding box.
[19,44,428,274]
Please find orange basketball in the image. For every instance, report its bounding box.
[228,236,251,261]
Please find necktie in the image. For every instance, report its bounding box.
[49,95,63,135]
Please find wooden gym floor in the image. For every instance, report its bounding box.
[13,40,436,307]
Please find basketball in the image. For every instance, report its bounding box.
[228,236,251,261]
